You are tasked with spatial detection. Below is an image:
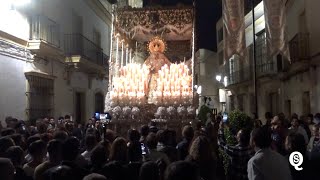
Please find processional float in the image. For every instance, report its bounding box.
[105,5,198,125]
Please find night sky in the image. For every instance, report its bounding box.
[143,0,222,52]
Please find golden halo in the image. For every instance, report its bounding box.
[148,36,166,54]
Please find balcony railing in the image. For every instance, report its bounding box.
[289,33,310,63]
[228,66,253,86]
[30,15,60,48]
[64,34,108,66]
[257,61,276,76]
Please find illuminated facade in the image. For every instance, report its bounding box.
[217,1,320,120]
[0,0,112,123]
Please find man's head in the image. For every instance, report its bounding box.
[140,125,150,137]
[128,129,140,143]
[53,131,68,141]
[165,161,199,180]
[43,117,49,124]
[49,117,55,125]
[285,132,306,154]
[91,145,109,167]
[271,116,282,130]
[182,125,194,141]
[48,165,73,180]
[0,158,15,180]
[83,173,107,180]
[85,134,98,151]
[29,140,47,160]
[58,117,64,124]
[62,137,80,161]
[250,127,272,150]
[139,161,160,180]
[291,117,299,129]
[146,132,158,150]
[64,115,71,121]
[5,146,24,167]
[265,112,273,119]
[0,137,15,157]
[236,129,251,147]
[48,139,63,163]
[307,114,314,124]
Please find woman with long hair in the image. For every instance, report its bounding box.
[109,137,128,163]
[186,136,217,180]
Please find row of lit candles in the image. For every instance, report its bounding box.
[155,63,192,95]
[111,62,192,101]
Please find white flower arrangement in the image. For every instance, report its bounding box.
[155,107,166,116]
[177,106,187,116]
[105,106,112,113]
[122,106,132,116]
[112,106,122,116]
[131,107,140,116]
[167,106,176,116]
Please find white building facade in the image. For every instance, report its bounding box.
[0,0,112,124]
[217,0,320,121]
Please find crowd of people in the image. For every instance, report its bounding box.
[0,112,319,180]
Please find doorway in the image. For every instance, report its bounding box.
[269,92,279,116]
[75,92,85,124]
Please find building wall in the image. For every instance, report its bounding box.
[197,49,222,112]
[33,0,111,55]
[0,0,111,125]
[0,55,27,121]
[217,0,320,118]
[305,0,320,55]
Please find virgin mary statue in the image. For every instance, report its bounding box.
[144,37,171,104]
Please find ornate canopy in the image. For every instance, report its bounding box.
[115,6,194,42]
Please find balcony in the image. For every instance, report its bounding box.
[257,61,277,77]
[289,33,310,63]
[28,15,62,56]
[228,66,253,86]
[64,34,109,74]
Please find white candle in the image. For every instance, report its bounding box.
[121,40,124,67]
[126,45,129,65]
[115,36,119,75]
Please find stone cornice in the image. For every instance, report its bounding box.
[0,38,33,61]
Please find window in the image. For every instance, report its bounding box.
[256,31,267,65]
[26,74,54,121]
[229,57,235,84]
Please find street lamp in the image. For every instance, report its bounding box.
[215,75,222,82]
[223,76,228,87]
